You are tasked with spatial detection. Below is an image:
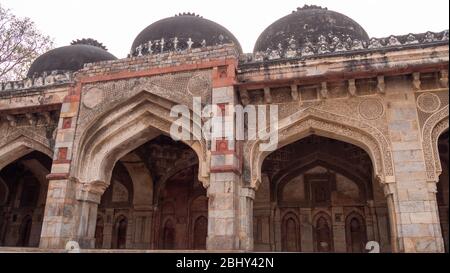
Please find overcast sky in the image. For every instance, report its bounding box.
[2,0,449,58]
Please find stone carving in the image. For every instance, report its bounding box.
[405,34,419,44]
[359,99,384,120]
[368,38,383,49]
[246,108,394,189]
[0,71,73,94]
[421,105,449,181]
[72,84,209,188]
[83,87,104,109]
[187,73,212,103]
[424,32,435,43]
[417,92,441,113]
[387,36,401,46]
[130,35,234,56]
[242,30,448,64]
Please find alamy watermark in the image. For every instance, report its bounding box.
[169,97,279,152]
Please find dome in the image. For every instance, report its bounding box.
[27,40,117,77]
[131,13,242,56]
[253,5,369,53]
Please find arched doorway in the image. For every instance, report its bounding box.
[281,213,300,252]
[162,219,175,250]
[253,135,391,252]
[0,151,51,247]
[156,161,208,250]
[193,216,208,250]
[314,214,333,252]
[93,135,208,250]
[346,213,367,253]
[437,130,449,252]
[112,216,128,249]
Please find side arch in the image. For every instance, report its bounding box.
[0,134,53,171]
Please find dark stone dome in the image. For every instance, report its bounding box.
[254,5,369,53]
[131,13,242,55]
[27,43,117,77]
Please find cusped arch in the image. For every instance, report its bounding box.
[345,211,367,252]
[422,105,449,182]
[72,88,209,191]
[0,133,53,171]
[247,108,394,189]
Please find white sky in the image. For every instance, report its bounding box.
[2,0,449,58]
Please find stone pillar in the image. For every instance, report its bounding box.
[40,84,83,249]
[273,207,282,251]
[207,172,241,250]
[73,181,107,249]
[385,80,444,252]
[40,178,106,249]
[207,62,253,250]
[39,178,77,249]
[365,202,376,242]
[239,187,255,250]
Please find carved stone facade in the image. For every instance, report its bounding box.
[0,8,448,253]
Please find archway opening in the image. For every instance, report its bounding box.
[253,135,391,252]
[94,135,208,250]
[437,130,449,252]
[0,151,51,247]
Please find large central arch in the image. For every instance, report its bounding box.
[72,89,209,188]
[68,87,211,249]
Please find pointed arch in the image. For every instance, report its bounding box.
[72,89,209,191]
[312,211,334,252]
[246,108,394,189]
[281,212,301,252]
[161,218,176,250]
[345,212,367,253]
[112,215,128,249]
[192,216,208,250]
[0,133,53,171]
